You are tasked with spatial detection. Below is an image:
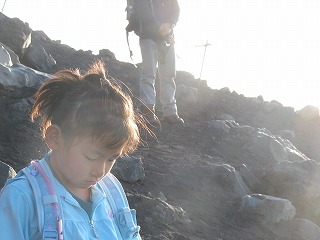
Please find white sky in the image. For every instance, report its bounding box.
[1,0,320,110]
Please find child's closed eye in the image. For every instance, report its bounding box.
[84,154,99,161]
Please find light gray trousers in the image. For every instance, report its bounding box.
[139,39,178,116]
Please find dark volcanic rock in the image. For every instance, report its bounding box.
[0,13,32,58]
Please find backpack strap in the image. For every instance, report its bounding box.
[125,0,134,61]
[23,161,63,240]
[126,31,134,61]
[100,173,141,239]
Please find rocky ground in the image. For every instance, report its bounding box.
[1,13,320,239]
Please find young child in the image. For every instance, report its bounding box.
[0,61,143,239]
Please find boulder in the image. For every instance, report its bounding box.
[23,44,56,72]
[263,160,320,224]
[296,105,319,121]
[175,70,196,87]
[242,130,288,164]
[11,97,34,112]
[220,87,230,93]
[239,194,296,223]
[233,125,255,135]
[175,85,198,104]
[0,43,20,65]
[31,30,52,43]
[0,44,12,66]
[0,13,32,57]
[0,63,51,87]
[263,101,282,113]
[213,164,252,197]
[239,164,261,192]
[279,130,295,141]
[216,113,235,121]
[99,49,116,60]
[112,156,145,183]
[251,96,264,105]
[207,120,238,140]
[129,195,191,226]
[265,160,320,200]
[241,129,309,165]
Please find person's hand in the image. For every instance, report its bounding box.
[166,35,175,45]
[159,23,172,36]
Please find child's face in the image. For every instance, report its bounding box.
[50,135,122,195]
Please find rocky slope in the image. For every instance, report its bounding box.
[1,13,320,239]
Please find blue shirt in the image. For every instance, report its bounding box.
[0,157,140,239]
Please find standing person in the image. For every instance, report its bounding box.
[134,0,184,125]
[0,61,143,239]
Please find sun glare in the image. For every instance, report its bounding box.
[1,0,320,110]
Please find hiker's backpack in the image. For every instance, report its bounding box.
[125,0,157,60]
[15,159,140,240]
[125,0,140,60]
[125,0,140,34]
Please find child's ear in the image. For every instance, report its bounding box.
[44,125,64,150]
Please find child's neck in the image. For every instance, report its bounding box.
[71,188,91,203]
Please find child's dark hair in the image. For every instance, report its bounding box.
[31,61,141,155]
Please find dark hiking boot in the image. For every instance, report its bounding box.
[163,114,184,125]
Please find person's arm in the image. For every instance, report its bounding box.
[0,182,35,239]
[159,0,180,38]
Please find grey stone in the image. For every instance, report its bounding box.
[176,85,198,104]
[257,95,264,101]
[112,156,145,183]
[239,194,296,223]
[296,105,319,121]
[0,44,12,66]
[270,100,283,106]
[279,130,295,141]
[219,87,230,93]
[131,195,191,226]
[239,164,261,191]
[251,97,263,105]
[263,102,281,112]
[213,164,252,197]
[241,130,308,165]
[11,98,33,112]
[216,113,235,121]
[23,44,56,72]
[99,49,116,60]
[242,131,288,164]
[0,13,32,57]
[263,160,320,226]
[0,63,51,87]
[158,192,167,202]
[233,125,255,135]
[0,43,20,65]
[266,160,320,201]
[207,120,238,139]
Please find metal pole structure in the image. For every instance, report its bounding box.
[1,0,7,13]
[196,40,211,79]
